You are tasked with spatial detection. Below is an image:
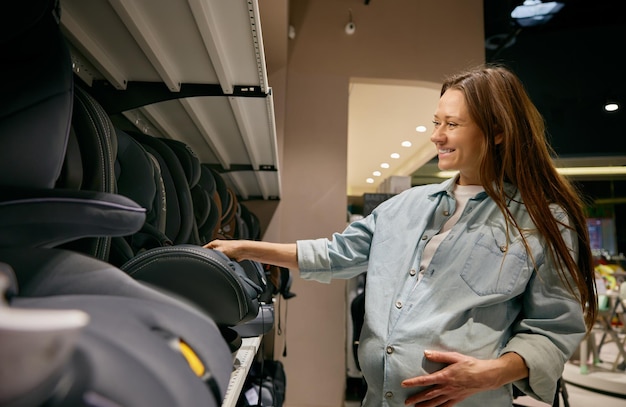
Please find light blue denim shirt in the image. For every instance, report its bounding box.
[297,177,586,407]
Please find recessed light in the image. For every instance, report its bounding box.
[390,153,400,159]
[605,103,619,112]
[380,163,390,169]
[556,166,626,176]
[373,171,381,176]
[415,125,427,133]
[366,178,375,183]
[401,141,412,147]
[434,167,626,178]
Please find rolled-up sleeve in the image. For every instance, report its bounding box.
[297,215,375,283]
[502,214,586,403]
[297,238,333,283]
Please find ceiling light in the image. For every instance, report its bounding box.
[415,125,427,133]
[511,0,563,27]
[380,163,390,169]
[345,9,356,35]
[433,167,626,179]
[366,178,374,183]
[556,167,626,176]
[390,153,400,159]
[373,171,381,176]
[401,141,412,147]
[605,103,619,112]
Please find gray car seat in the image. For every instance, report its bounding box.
[1,262,232,407]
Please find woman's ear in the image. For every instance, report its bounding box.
[494,132,504,145]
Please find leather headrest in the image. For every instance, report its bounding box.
[0,0,72,189]
[161,139,201,189]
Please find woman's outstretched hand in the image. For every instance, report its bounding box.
[203,239,245,261]
[401,350,528,406]
[203,240,299,270]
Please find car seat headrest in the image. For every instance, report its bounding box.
[0,0,72,189]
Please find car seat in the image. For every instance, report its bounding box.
[198,164,224,241]
[1,262,233,407]
[128,130,196,245]
[63,87,268,348]
[194,165,221,242]
[160,137,205,245]
[0,2,233,406]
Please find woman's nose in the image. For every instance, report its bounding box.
[430,128,443,143]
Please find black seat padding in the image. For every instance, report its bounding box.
[110,128,171,266]
[0,188,146,249]
[70,86,118,195]
[0,0,72,190]
[198,165,222,242]
[160,137,204,245]
[160,138,201,192]
[122,245,263,328]
[239,202,262,241]
[130,131,195,245]
[58,85,120,260]
[191,184,212,241]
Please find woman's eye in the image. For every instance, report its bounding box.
[447,122,458,128]
[432,120,440,127]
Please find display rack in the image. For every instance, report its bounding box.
[564,287,626,397]
[222,335,263,407]
[59,0,281,201]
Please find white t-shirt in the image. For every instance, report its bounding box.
[418,184,485,280]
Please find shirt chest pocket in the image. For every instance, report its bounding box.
[460,229,530,296]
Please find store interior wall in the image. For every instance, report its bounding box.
[256,1,485,406]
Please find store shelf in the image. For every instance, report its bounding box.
[564,319,626,398]
[222,335,263,407]
[58,0,280,200]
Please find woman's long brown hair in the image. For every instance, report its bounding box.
[441,64,597,330]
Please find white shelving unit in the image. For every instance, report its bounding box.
[222,336,263,407]
[59,0,281,200]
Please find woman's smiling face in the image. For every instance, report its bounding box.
[430,89,485,186]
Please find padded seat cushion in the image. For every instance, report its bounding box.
[0,188,145,248]
[131,132,194,245]
[12,294,232,407]
[0,0,72,189]
[0,248,190,310]
[121,245,263,327]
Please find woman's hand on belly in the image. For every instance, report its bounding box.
[400,350,527,406]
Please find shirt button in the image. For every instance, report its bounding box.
[443,210,450,216]
[395,300,402,309]
[421,235,428,240]
[386,346,394,354]
[409,268,417,276]
[385,391,393,399]
[500,245,507,252]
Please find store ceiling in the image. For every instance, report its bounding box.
[347,0,626,196]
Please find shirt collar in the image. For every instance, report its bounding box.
[427,174,518,202]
